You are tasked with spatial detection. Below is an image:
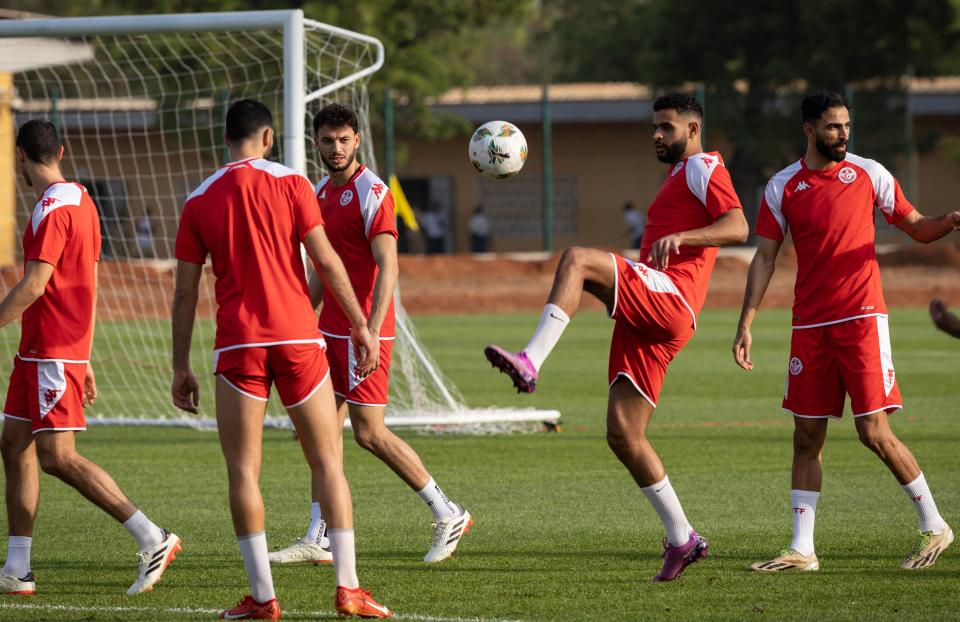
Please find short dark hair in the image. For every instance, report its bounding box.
[225,99,273,142]
[16,119,60,163]
[652,92,703,118]
[801,90,850,124]
[313,103,359,135]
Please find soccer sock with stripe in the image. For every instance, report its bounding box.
[789,489,819,556]
[901,472,946,534]
[237,531,276,603]
[2,536,31,578]
[328,528,360,589]
[122,509,165,551]
[305,501,326,544]
[640,475,692,546]
[522,304,570,371]
[416,477,459,521]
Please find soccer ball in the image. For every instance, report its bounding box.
[468,120,528,179]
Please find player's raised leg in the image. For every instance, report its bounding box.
[485,247,616,392]
[216,377,282,621]
[0,418,39,594]
[286,381,391,618]
[854,412,953,569]
[750,417,825,572]
[607,379,707,582]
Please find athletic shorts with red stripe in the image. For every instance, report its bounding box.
[324,336,393,406]
[607,254,696,407]
[783,315,902,418]
[3,356,87,433]
[213,341,329,408]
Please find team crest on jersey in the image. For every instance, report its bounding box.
[671,161,685,176]
[789,357,803,376]
[837,167,857,184]
[340,189,354,206]
[319,189,327,201]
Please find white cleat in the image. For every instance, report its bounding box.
[749,548,819,572]
[0,571,36,595]
[424,505,473,563]
[901,523,954,569]
[268,537,332,564]
[127,529,182,594]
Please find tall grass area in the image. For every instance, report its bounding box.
[0,308,956,621]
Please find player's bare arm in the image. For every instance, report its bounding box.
[307,270,324,311]
[302,225,379,374]
[648,208,748,270]
[0,260,54,328]
[170,259,202,413]
[368,233,399,339]
[930,298,960,339]
[84,261,99,406]
[733,237,782,371]
[894,208,960,244]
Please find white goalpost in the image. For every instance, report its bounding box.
[0,10,560,432]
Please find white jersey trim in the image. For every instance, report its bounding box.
[792,312,886,330]
[17,354,90,364]
[33,426,86,435]
[844,153,898,219]
[762,160,804,237]
[282,370,330,409]
[784,408,843,420]
[610,372,656,409]
[219,376,268,402]
[353,167,390,239]
[684,152,721,206]
[3,413,31,423]
[32,182,83,233]
[853,405,902,418]
[186,157,310,202]
[319,330,394,341]
[212,338,326,355]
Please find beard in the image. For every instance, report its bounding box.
[320,149,356,173]
[655,138,687,164]
[815,136,847,162]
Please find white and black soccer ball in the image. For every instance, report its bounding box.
[468,120,528,179]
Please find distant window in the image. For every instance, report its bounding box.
[479,175,577,237]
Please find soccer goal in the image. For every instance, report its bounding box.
[0,10,559,432]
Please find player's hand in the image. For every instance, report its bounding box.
[733,326,753,371]
[947,211,960,231]
[171,368,200,414]
[82,364,98,406]
[930,298,960,335]
[647,233,683,271]
[351,325,380,380]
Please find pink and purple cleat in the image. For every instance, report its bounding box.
[484,345,539,393]
[652,530,709,582]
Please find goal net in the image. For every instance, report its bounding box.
[0,11,559,432]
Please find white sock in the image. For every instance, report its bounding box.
[640,475,692,546]
[305,502,326,545]
[2,536,31,578]
[789,490,819,556]
[522,304,570,371]
[416,477,460,521]
[328,528,359,589]
[122,510,165,551]
[237,531,275,603]
[901,472,946,534]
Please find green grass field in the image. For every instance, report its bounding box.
[0,308,957,621]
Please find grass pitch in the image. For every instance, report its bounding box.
[0,308,957,621]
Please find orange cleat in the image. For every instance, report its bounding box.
[335,586,392,618]
[220,595,282,620]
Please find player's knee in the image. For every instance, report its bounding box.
[559,247,588,272]
[606,427,637,457]
[792,428,824,456]
[36,446,73,477]
[857,427,894,455]
[353,427,386,454]
[224,461,259,484]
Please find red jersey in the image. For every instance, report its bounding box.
[315,165,398,338]
[639,151,742,314]
[175,157,324,351]
[19,182,101,362]
[756,153,913,328]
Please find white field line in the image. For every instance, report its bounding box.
[0,601,527,622]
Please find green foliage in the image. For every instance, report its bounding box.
[1,309,958,621]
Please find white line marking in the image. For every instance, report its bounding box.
[0,602,526,622]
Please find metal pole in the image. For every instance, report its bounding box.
[50,88,60,136]
[696,82,706,145]
[217,88,229,166]
[541,82,552,253]
[844,83,855,153]
[384,87,394,178]
[905,65,916,201]
[282,9,305,172]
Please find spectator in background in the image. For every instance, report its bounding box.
[420,202,446,254]
[623,201,646,249]
[469,205,491,253]
[929,298,960,338]
[136,208,156,258]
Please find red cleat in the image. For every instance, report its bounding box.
[220,595,282,620]
[335,586,392,618]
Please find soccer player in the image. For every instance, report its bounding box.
[0,120,180,595]
[171,100,390,619]
[734,90,958,572]
[485,93,748,582]
[929,298,960,339]
[269,103,471,566]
